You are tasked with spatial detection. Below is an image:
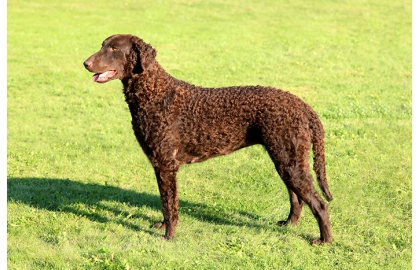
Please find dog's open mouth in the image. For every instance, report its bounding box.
[92,70,117,83]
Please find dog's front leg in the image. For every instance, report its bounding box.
[154,167,179,239]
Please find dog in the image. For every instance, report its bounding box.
[84,34,333,244]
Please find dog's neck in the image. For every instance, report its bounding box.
[121,62,178,106]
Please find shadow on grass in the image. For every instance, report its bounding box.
[7,177,281,237]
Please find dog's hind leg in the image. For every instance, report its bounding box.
[263,134,305,227]
[283,161,332,244]
[277,188,305,226]
[265,130,332,244]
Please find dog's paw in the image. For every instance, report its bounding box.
[277,220,289,227]
[162,234,175,240]
[311,238,331,245]
[152,222,166,230]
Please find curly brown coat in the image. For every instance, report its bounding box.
[84,34,333,244]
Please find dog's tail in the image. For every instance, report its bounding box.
[311,117,333,202]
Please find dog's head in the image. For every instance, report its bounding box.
[83,34,157,83]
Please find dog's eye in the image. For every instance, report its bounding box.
[110,47,118,52]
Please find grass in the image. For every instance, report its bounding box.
[7,0,411,269]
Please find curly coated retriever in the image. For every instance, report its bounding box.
[83,34,333,244]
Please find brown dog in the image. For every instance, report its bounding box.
[84,34,333,244]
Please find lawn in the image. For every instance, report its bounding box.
[7,0,412,269]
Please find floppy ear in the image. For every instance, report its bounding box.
[130,36,157,74]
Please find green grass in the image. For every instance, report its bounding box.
[7,0,411,269]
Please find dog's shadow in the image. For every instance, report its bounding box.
[7,177,275,236]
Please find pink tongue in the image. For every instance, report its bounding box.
[92,71,110,82]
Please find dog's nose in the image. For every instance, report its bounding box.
[83,60,92,69]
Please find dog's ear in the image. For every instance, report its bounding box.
[130,36,157,74]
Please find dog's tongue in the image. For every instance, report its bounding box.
[92,71,110,83]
